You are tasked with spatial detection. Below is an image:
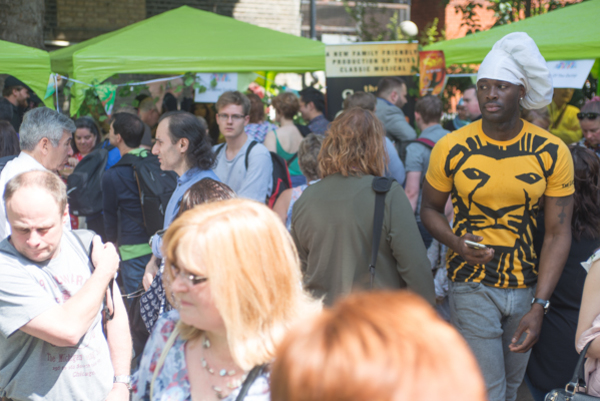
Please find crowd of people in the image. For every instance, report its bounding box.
[0,30,600,401]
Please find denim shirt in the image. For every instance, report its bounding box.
[308,114,331,136]
[151,167,220,258]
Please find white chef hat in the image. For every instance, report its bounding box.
[477,32,553,110]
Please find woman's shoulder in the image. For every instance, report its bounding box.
[152,310,180,341]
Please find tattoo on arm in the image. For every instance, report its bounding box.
[556,197,571,225]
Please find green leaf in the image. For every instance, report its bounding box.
[175,85,183,92]
[184,75,195,87]
[132,99,140,108]
[197,85,207,94]
[210,78,217,88]
[99,115,108,122]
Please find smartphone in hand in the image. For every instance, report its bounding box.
[465,240,488,250]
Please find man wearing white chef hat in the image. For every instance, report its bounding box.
[420,32,574,401]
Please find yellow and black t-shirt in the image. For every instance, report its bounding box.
[426,120,574,288]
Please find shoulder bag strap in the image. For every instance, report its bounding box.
[563,340,594,395]
[244,141,258,170]
[369,177,395,288]
[150,325,180,400]
[235,364,267,401]
[287,152,298,164]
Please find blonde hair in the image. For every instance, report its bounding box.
[319,108,387,177]
[163,199,321,370]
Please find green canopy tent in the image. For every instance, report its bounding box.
[50,6,326,115]
[0,40,54,108]
[424,0,600,65]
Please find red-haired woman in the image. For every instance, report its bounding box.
[290,108,435,306]
[271,291,487,401]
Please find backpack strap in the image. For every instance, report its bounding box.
[415,137,436,149]
[244,141,259,170]
[71,230,115,322]
[215,143,226,157]
[287,152,298,164]
[369,177,395,288]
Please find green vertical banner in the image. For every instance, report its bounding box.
[95,83,118,115]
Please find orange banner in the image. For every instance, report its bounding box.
[419,51,446,96]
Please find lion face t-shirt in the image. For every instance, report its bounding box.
[426,120,574,288]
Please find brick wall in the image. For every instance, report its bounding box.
[52,0,146,42]
[233,0,301,36]
[411,0,446,36]
[46,0,302,44]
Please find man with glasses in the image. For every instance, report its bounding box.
[213,91,272,202]
[577,99,600,157]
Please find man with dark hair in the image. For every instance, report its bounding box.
[463,84,482,121]
[404,95,449,248]
[212,91,272,202]
[375,77,417,150]
[421,33,574,401]
[102,113,151,296]
[299,87,330,136]
[143,111,219,289]
[2,76,30,132]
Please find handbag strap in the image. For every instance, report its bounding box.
[235,364,267,401]
[565,340,594,394]
[369,177,395,288]
[150,325,180,399]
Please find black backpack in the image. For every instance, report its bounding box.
[215,141,292,208]
[67,148,109,216]
[114,152,178,236]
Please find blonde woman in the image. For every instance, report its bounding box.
[132,199,321,401]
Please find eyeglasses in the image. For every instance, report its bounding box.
[170,263,208,286]
[577,112,600,120]
[217,113,245,121]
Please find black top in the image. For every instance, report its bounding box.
[526,212,600,392]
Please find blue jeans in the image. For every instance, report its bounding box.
[120,254,151,299]
[448,281,536,401]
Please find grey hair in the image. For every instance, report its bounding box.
[19,108,76,151]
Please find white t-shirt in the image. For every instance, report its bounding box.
[0,231,113,401]
[0,152,70,240]
[212,137,273,202]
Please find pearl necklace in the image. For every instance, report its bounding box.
[201,335,247,400]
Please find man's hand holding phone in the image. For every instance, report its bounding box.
[455,233,494,265]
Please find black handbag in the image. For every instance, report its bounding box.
[545,341,600,400]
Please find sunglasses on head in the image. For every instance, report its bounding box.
[577,112,600,120]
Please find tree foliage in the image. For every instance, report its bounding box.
[452,0,584,34]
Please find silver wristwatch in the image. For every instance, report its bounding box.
[531,298,550,314]
[114,375,132,390]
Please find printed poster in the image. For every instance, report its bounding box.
[546,60,595,89]
[325,42,419,78]
[419,51,446,96]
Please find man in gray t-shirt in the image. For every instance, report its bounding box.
[212,91,272,202]
[404,96,450,248]
[0,171,131,401]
